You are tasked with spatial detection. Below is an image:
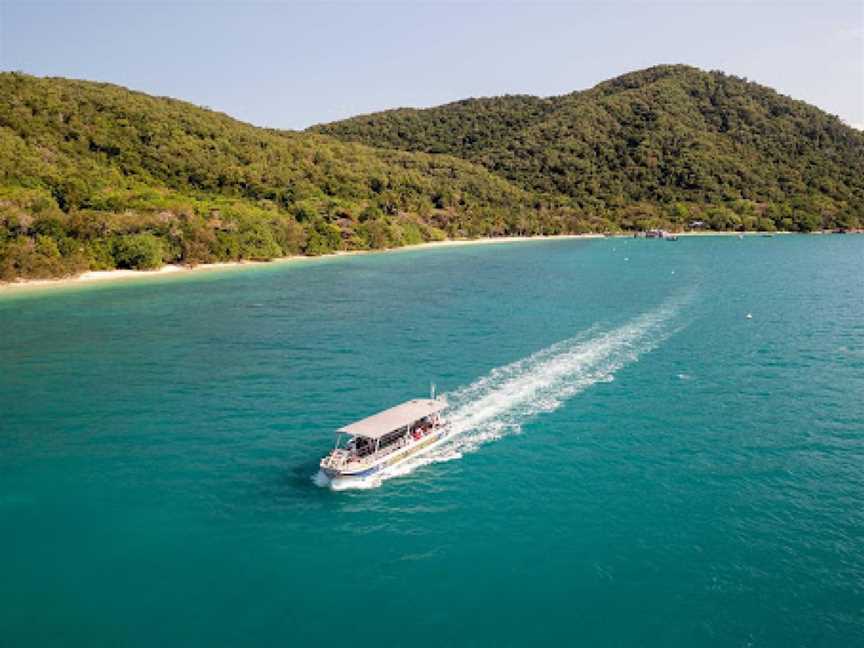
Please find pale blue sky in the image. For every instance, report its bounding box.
[1,1,862,130]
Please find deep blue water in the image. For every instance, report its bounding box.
[1,236,862,647]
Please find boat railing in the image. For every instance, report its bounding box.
[343,423,446,466]
[322,449,350,469]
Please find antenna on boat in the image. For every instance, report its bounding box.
[430,382,437,400]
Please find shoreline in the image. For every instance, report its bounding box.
[0,230,843,294]
[0,234,602,293]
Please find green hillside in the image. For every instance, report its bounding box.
[2,66,862,281]
[0,73,569,280]
[314,65,864,232]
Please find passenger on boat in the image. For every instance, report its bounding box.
[356,438,373,457]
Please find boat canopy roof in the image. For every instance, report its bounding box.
[338,398,447,439]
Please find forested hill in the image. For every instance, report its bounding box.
[2,67,863,282]
[0,73,558,280]
[313,65,864,231]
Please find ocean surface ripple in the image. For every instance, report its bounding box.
[1,236,862,647]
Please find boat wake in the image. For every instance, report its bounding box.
[316,294,689,490]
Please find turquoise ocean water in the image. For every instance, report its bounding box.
[1,236,862,646]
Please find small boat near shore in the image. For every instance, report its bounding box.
[319,389,450,485]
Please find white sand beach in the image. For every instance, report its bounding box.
[0,234,606,293]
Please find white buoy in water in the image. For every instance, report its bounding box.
[746,313,753,319]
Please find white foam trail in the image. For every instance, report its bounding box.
[311,470,331,488]
[321,295,689,490]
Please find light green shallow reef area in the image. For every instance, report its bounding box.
[1,236,862,646]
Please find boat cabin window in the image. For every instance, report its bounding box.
[353,437,376,457]
[379,426,408,449]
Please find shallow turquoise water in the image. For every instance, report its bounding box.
[1,236,862,646]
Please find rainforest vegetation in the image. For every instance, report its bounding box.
[315,65,864,232]
[1,65,862,280]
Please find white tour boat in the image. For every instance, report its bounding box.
[320,389,450,483]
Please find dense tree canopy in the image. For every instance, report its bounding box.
[0,73,559,279]
[314,65,864,231]
[1,66,862,280]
